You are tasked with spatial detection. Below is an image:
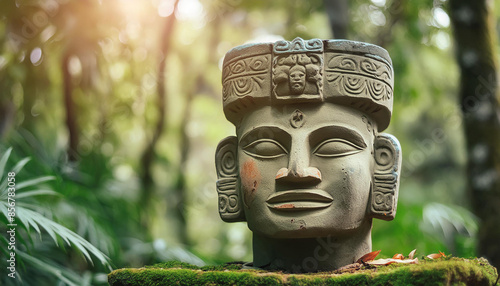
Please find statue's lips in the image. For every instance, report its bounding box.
[266,190,333,211]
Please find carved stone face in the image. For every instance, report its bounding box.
[289,65,306,94]
[236,103,375,239]
[217,38,401,271]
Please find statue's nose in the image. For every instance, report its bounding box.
[275,166,322,184]
[275,142,322,185]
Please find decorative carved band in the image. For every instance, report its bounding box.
[222,55,271,101]
[273,38,323,54]
[221,38,394,130]
[325,54,393,101]
[372,171,397,212]
[217,178,237,191]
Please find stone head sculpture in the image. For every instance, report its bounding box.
[215,38,402,272]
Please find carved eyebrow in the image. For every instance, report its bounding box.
[240,126,291,149]
[309,126,367,149]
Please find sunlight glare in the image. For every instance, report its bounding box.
[434,31,450,50]
[246,31,284,44]
[369,8,386,26]
[370,0,386,7]
[175,0,204,21]
[68,56,82,76]
[0,56,6,70]
[126,22,141,40]
[114,164,134,181]
[158,0,175,17]
[30,47,43,66]
[432,7,450,28]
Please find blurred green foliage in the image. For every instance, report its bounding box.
[0,0,498,284]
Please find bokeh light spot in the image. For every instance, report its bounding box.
[158,0,174,17]
[432,7,450,28]
[176,0,204,21]
[30,47,43,66]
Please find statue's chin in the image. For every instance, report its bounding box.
[252,221,369,240]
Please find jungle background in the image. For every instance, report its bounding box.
[0,0,499,285]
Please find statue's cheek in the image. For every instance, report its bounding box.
[240,159,261,209]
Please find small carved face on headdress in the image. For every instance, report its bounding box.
[289,65,306,94]
[273,54,322,97]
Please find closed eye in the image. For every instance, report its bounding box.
[243,139,287,159]
[313,139,364,158]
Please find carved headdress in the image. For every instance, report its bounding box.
[222,38,394,131]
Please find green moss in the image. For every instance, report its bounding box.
[147,261,244,271]
[109,258,498,286]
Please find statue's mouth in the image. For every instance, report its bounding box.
[266,190,333,211]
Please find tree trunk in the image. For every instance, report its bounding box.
[139,0,180,231]
[62,50,79,161]
[323,0,349,39]
[0,100,15,139]
[449,0,500,268]
[374,0,404,48]
[171,72,197,246]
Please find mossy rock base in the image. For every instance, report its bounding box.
[108,258,498,285]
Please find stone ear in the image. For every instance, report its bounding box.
[215,136,246,222]
[370,133,402,221]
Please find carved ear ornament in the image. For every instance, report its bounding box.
[370,133,402,221]
[215,136,246,222]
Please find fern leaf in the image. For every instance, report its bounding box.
[11,157,31,174]
[17,251,83,286]
[15,176,55,190]
[15,189,60,199]
[0,147,12,179]
[16,206,111,269]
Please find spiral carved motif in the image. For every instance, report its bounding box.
[375,146,393,172]
[220,149,236,177]
[216,136,245,222]
[219,194,240,213]
[370,134,401,221]
[374,193,393,211]
[273,38,323,54]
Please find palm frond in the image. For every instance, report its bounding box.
[0,148,112,273]
[17,251,85,286]
[422,202,478,239]
[15,176,55,190]
[15,189,60,199]
[10,157,31,175]
[15,206,112,269]
[0,147,12,179]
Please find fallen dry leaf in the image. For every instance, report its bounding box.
[367,258,419,266]
[392,253,404,260]
[356,250,381,263]
[408,249,417,260]
[427,252,446,259]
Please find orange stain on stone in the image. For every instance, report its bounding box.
[276,203,295,209]
[241,159,260,208]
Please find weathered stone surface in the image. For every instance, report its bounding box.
[108,258,499,285]
[216,38,402,272]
